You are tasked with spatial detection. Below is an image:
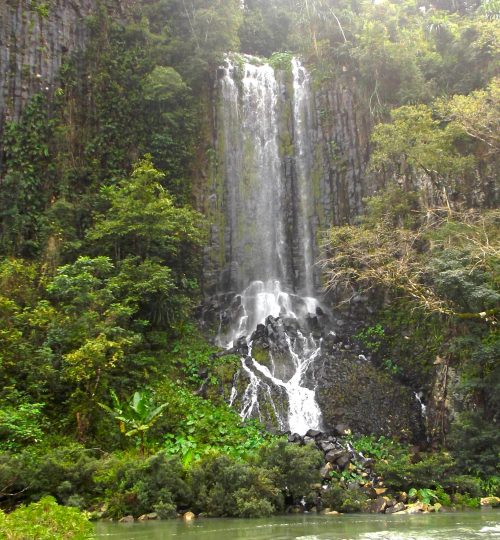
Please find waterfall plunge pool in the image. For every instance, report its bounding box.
[95,510,500,539]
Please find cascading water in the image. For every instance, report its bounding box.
[220,280,323,435]
[217,55,323,435]
[219,57,288,289]
[292,58,316,297]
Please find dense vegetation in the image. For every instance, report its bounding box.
[322,188,499,471]
[0,0,498,533]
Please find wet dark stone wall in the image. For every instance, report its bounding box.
[0,1,95,129]
[0,0,136,150]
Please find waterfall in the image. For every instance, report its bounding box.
[219,57,288,290]
[292,58,316,297]
[217,55,323,435]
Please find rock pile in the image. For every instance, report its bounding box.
[287,428,375,484]
[286,429,443,515]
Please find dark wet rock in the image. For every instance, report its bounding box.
[288,433,303,444]
[359,457,374,468]
[369,497,387,514]
[305,429,323,439]
[283,318,300,335]
[325,332,343,346]
[201,291,425,443]
[235,336,249,356]
[336,453,352,469]
[362,486,378,499]
[325,449,348,463]
[318,441,336,453]
[252,323,268,340]
[333,423,351,436]
[386,502,406,514]
[310,349,425,442]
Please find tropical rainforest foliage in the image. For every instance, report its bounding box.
[0,0,498,532]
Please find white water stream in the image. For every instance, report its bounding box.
[220,280,323,435]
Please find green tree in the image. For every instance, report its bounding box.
[322,187,499,320]
[436,77,500,156]
[370,104,475,196]
[142,0,242,87]
[87,157,204,326]
[257,439,323,502]
[87,157,204,266]
[238,0,293,56]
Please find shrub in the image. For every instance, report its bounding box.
[256,440,323,502]
[374,450,455,491]
[449,411,500,478]
[0,443,103,510]
[190,454,281,517]
[0,452,31,509]
[348,434,402,461]
[452,493,481,509]
[0,402,45,451]
[338,489,369,513]
[321,483,369,513]
[25,444,102,507]
[435,485,452,507]
[481,476,500,497]
[153,380,273,465]
[152,500,177,519]
[234,488,275,518]
[100,452,191,519]
[442,474,483,497]
[0,496,94,539]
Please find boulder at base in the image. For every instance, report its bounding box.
[311,350,424,441]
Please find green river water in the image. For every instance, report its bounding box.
[95,510,500,539]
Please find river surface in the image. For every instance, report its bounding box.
[95,511,500,539]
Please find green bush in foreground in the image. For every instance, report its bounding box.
[190,454,281,517]
[0,496,94,539]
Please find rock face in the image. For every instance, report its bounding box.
[311,345,425,441]
[0,1,95,130]
[0,0,134,145]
